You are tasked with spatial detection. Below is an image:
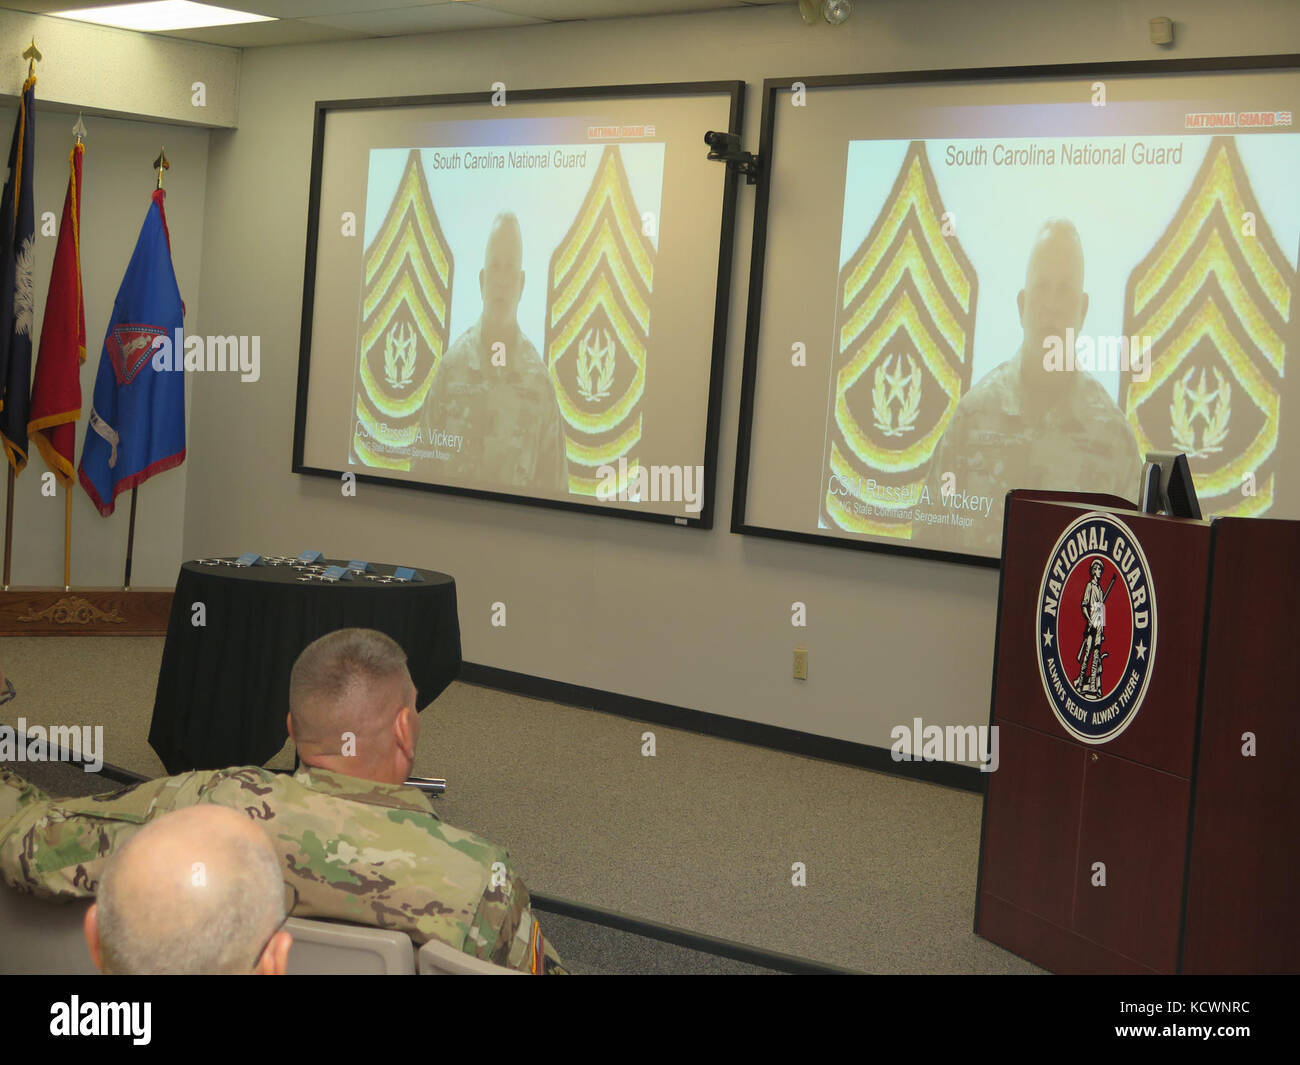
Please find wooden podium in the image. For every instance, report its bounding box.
[975,490,1299,974]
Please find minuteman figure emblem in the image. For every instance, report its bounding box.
[1074,558,1115,698]
[1036,512,1157,744]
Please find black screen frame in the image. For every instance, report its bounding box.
[292,80,745,530]
[730,55,1300,568]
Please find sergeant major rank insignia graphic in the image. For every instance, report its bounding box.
[1121,136,1295,519]
[819,140,977,539]
[546,145,655,497]
[1036,512,1157,744]
[352,149,454,471]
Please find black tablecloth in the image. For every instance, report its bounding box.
[149,560,461,774]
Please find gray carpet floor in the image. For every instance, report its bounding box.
[1,636,1040,974]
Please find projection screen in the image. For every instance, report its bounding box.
[294,82,743,527]
[733,57,1300,565]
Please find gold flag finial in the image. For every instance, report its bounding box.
[23,39,41,77]
[153,147,169,189]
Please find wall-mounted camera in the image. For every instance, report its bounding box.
[704,130,761,185]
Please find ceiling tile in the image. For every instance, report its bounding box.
[304,3,544,35]
[482,0,745,20]
[210,0,465,18]
[0,0,786,47]
[4,0,468,17]
[155,17,362,44]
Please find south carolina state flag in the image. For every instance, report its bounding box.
[79,189,185,516]
[0,74,36,472]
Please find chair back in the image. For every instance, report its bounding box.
[284,917,416,974]
[418,935,524,975]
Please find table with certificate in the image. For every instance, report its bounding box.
[149,558,460,774]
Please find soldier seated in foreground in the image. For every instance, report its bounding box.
[85,805,292,975]
[0,628,565,974]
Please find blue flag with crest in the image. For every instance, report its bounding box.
[79,189,185,516]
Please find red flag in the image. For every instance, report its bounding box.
[28,142,85,484]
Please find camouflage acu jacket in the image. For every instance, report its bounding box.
[920,354,1142,556]
[419,320,567,495]
[0,765,565,974]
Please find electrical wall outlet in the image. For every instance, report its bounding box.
[793,648,808,680]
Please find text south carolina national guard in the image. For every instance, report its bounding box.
[0,765,566,974]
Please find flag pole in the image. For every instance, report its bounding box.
[123,487,137,590]
[63,488,71,591]
[2,471,12,591]
[123,147,169,593]
[65,116,85,595]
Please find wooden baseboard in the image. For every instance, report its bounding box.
[0,589,172,636]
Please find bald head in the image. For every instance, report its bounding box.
[1019,218,1089,390]
[480,211,525,337]
[88,806,289,975]
[287,628,419,784]
[1024,219,1084,288]
[486,212,522,264]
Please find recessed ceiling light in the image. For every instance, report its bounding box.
[49,2,276,32]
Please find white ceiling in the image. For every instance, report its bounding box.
[0,0,797,48]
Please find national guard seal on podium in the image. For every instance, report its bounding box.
[1035,512,1157,745]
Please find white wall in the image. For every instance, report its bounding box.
[1,9,239,127]
[184,0,1300,750]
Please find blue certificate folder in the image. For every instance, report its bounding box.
[296,550,323,564]
[394,567,423,582]
[234,553,263,567]
[346,560,370,573]
[321,565,354,581]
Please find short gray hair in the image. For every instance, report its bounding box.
[97,818,285,975]
[289,628,409,741]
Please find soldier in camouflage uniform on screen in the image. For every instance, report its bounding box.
[0,630,565,974]
[921,219,1141,557]
[420,212,567,495]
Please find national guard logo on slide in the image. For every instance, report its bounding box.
[1035,512,1157,745]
